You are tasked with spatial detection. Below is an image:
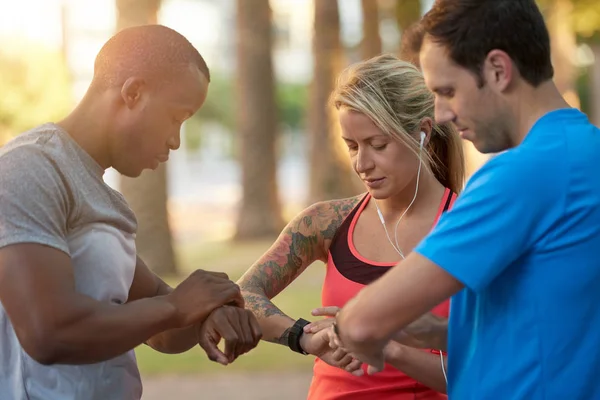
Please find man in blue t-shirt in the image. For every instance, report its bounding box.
[333,1,600,399]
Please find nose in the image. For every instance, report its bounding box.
[355,147,375,175]
[167,130,181,150]
[434,98,456,125]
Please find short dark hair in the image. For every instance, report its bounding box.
[421,0,553,87]
[399,22,425,68]
[92,24,210,91]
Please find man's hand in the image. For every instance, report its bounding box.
[197,306,262,365]
[328,322,385,375]
[167,270,244,327]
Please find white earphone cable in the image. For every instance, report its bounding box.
[374,132,425,259]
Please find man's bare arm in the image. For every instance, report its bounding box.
[0,245,242,365]
[336,252,462,368]
[128,257,198,355]
[0,245,178,365]
[238,197,362,345]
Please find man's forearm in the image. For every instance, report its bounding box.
[36,295,179,365]
[335,253,462,364]
[145,325,198,354]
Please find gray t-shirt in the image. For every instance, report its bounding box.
[0,123,142,399]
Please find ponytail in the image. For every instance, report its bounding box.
[429,123,466,194]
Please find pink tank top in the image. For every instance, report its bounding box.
[307,189,456,400]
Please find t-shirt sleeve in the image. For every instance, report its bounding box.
[415,150,560,292]
[0,146,72,254]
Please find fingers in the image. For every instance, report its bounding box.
[304,318,335,334]
[217,307,260,362]
[204,271,230,281]
[223,284,244,308]
[328,327,343,350]
[327,344,364,376]
[248,311,263,347]
[213,315,239,362]
[211,283,243,309]
[232,309,251,361]
[197,329,228,366]
[367,364,384,375]
[332,348,349,363]
[237,310,261,357]
[346,359,364,376]
[311,306,340,317]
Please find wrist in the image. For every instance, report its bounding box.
[155,294,182,329]
[288,318,310,355]
[384,341,405,363]
[299,331,311,355]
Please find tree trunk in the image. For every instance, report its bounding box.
[361,0,382,60]
[308,0,360,204]
[234,0,284,240]
[591,43,600,127]
[116,0,178,276]
[546,0,580,107]
[395,0,421,32]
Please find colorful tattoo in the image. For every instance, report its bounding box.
[238,196,363,343]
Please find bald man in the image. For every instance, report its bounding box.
[0,25,261,400]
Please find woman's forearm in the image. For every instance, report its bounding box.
[241,291,296,344]
[385,342,447,394]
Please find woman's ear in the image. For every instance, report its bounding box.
[419,117,433,147]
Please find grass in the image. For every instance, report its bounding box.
[135,238,326,376]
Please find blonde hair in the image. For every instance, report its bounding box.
[330,54,465,194]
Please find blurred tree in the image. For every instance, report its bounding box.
[538,0,600,119]
[234,0,284,239]
[189,76,307,153]
[571,0,600,125]
[115,0,178,276]
[539,0,580,107]
[0,45,71,144]
[361,0,382,60]
[396,0,421,53]
[308,0,361,204]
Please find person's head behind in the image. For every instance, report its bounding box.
[331,54,465,198]
[90,24,210,177]
[419,0,553,153]
[399,22,425,69]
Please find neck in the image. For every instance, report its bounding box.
[375,167,444,219]
[511,80,571,147]
[56,90,113,170]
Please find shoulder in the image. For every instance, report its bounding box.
[1,125,72,172]
[467,145,561,198]
[284,194,364,238]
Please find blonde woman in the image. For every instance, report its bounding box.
[237,54,465,399]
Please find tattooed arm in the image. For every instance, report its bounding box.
[237,197,362,345]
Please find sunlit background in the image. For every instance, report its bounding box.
[1,0,599,398]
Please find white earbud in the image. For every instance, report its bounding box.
[373,130,427,259]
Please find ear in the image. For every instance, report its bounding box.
[418,117,433,147]
[120,77,146,109]
[483,50,513,92]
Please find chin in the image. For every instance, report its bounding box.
[474,140,509,155]
[113,164,144,178]
[367,188,391,200]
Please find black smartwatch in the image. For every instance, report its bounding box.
[288,318,310,355]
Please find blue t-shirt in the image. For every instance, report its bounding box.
[416,108,600,399]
